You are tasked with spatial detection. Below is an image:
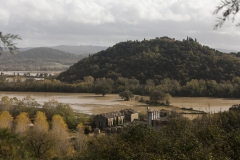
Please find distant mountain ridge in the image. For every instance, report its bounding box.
[0,47,87,71]
[52,45,108,55]
[18,45,108,55]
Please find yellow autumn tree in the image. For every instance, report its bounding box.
[15,112,31,135]
[0,111,13,129]
[51,114,74,158]
[33,111,49,132]
[26,111,55,159]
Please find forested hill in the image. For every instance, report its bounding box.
[57,37,240,83]
[0,47,87,71]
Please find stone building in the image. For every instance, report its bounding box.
[147,108,171,128]
[120,109,139,122]
[93,109,139,130]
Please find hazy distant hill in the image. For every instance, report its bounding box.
[51,45,108,55]
[216,48,238,53]
[58,37,240,83]
[0,47,87,71]
[18,47,33,52]
[17,45,108,55]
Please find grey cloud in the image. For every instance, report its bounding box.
[1,0,239,51]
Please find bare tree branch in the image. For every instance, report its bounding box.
[213,0,240,29]
[0,32,21,55]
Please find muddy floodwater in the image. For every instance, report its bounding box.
[0,92,144,114]
[171,97,240,113]
[0,92,238,115]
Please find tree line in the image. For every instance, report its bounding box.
[2,76,240,98]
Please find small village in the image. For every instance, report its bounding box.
[92,107,173,135]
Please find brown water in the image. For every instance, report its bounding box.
[0,92,238,114]
[171,97,240,113]
[0,92,138,114]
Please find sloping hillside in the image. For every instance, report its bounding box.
[57,37,240,83]
[52,45,108,55]
[0,47,87,71]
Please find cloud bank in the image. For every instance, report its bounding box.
[1,0,240,51]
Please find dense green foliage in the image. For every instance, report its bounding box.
[79,111,240,160]
[3,76,240,98]
[0,129,30,159]
[0,47,87,71]
[119,90,134,101]
[149,90,172,105]
[58,37,240,84]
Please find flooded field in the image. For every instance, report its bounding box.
[171,97,240,113]
[0,92,146,114]
[1,71,61,76]
[0,92,238,115]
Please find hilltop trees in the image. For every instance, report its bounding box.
[57,38,240,85]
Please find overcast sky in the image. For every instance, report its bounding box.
[1,0,240,51]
